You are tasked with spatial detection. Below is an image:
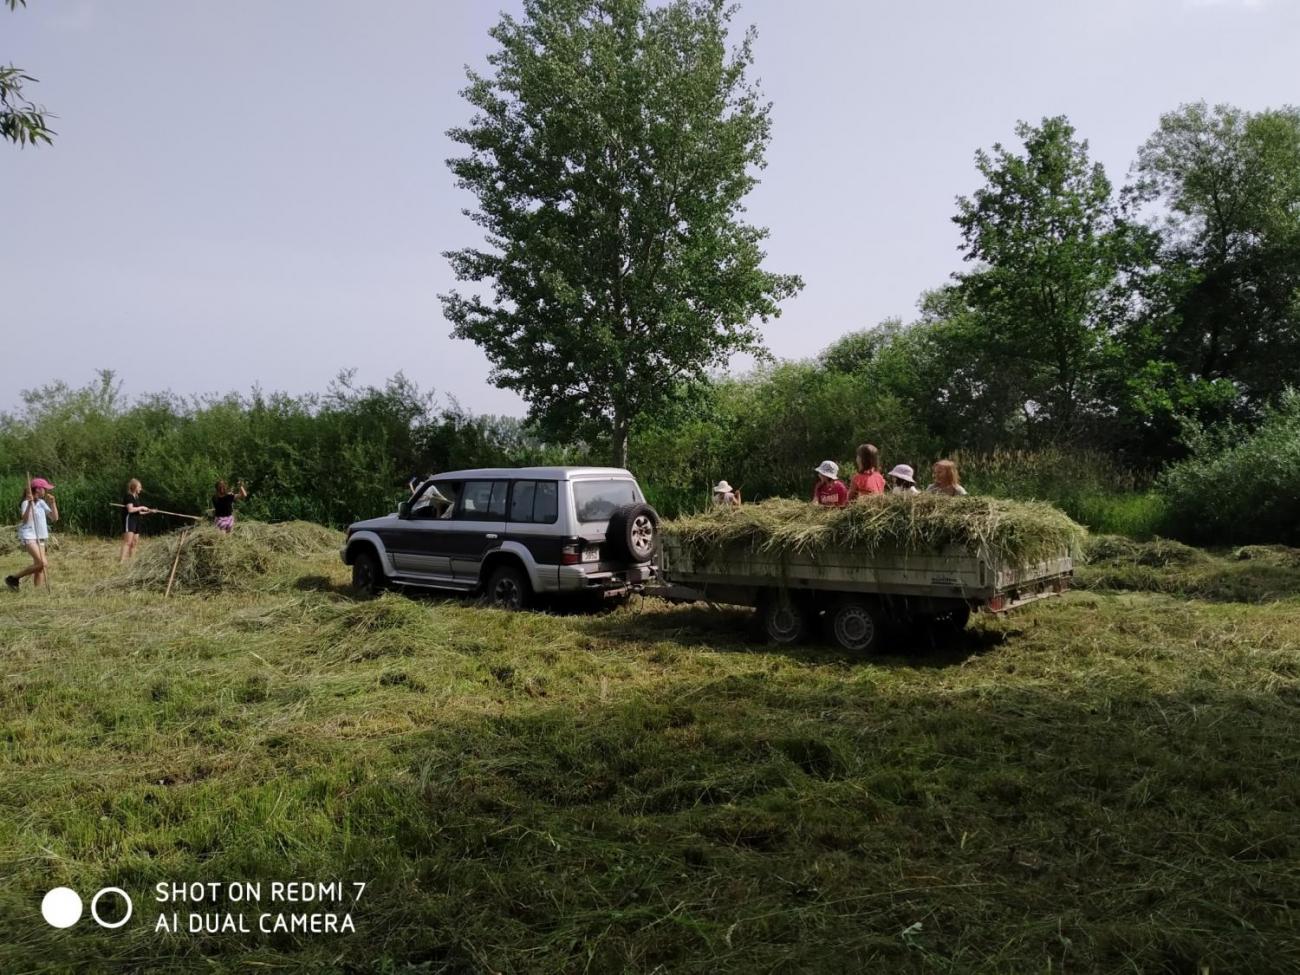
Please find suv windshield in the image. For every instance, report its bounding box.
[573,479,641,524]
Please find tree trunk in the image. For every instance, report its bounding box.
[610,410,630,469]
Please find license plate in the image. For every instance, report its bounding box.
[582,547,600,563]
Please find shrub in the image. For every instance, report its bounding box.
[1158,390,1300,545]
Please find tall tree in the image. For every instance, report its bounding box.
[2,0,54,146]
[1133,102,1300,406]
[441,0,801,466]
[951,117,1137,444]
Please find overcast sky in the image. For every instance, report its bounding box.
[4,0,1298,416]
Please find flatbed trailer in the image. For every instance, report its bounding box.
[656,535,1073,652]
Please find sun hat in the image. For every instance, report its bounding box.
[30,477,54,490]
[713,480,734,493]
[814,460,839,479]
[886,464,915,485]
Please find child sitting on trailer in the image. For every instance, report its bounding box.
[812,461,848,507]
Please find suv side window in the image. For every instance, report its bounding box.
[458,480,508,520]
[534,481,558,523]
[508,480,559,524]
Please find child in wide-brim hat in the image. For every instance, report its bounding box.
[712,480,741,507]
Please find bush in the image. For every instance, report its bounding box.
[1158,391,1300,545]
[0,371,576,534]
[631,362,939,516]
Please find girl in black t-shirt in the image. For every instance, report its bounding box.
[213,479,248,533]
[119,478,152,562]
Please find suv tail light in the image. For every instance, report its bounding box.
[561,540,581,565]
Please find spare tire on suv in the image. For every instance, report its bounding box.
[605,503,660,564]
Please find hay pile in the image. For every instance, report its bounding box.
[112,520,342,593]
[664,494,1086,565]
[1232,544,1300,568]
[1085,534,1209,568]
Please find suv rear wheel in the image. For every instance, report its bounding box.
[486,564,531,611]
[606,503,660,563]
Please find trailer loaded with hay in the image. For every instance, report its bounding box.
[657,495,1084,652]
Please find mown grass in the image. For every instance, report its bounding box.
[1078,535,1300,602]
[2,533,1299,973]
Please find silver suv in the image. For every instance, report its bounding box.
[341,467,659,608]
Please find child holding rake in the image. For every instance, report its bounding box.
[6,477,58,590]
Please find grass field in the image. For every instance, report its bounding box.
[2,531,1299,973]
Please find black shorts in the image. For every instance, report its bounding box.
[124,515,142,535]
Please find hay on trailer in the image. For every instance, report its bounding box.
[110,520,342,593]
[663,494,1087,565]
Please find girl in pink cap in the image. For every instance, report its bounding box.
[6,477,59,590]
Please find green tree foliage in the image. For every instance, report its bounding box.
[441,0,801,466]
[951,117,1139,445]
[631,356,938,512]
[0,372,575,533]
[1159,390,1300,545]
[1133,102,1300,410]
[2,0,54,146]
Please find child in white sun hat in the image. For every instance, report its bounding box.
[886,464,920,495]
[712,480,741,507]
[812,460,847,507]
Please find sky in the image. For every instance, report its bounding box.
[4,0,1298,417]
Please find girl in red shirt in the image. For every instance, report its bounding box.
[812,461,848,506]
[848,443,886,500]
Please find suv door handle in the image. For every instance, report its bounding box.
[485,533,499,539]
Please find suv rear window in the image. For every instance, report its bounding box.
[573,479,641,524]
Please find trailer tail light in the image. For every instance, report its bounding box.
[987,594,1007,612]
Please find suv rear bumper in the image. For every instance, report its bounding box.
[557,562,656,595]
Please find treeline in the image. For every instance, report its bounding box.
[828,104,1300,464]
[4,365,1298,545]
[0,371,580,535]
[3,101,1298,545]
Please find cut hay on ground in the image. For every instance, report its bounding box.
[1077,535,1300,602]
[109,520,342,593]
[664,494,1087,565]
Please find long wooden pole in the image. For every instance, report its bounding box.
[164,527,191,598]
[110,503,202,522]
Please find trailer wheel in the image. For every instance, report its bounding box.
[828,598,881,653]
[758,593,808,645]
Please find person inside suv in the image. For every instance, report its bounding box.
[411,482,456,519]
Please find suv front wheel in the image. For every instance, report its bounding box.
[351,548,387,597]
